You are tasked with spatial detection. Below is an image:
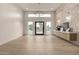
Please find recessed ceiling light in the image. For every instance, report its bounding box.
[57,20,60,23]
[26,8,28,10]
[51,8,53,10]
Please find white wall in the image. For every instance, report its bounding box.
[0,4,23,45]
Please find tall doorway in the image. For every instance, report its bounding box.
[35,21,44,35]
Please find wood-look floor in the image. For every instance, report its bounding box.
[0,35,79,55]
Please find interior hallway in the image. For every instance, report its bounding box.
[0,35,79,55]
[1,3,79,55]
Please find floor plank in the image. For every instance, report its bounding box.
[0,35,79,55]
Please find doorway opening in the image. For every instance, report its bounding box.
[35,21,44,35]
[27,21,52,35]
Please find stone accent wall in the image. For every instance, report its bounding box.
[56,4,79,32]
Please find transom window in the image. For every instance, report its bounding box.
[28,14,51,17]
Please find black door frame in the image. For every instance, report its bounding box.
[35,21,44,35]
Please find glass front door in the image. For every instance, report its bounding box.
[35,21,44,35]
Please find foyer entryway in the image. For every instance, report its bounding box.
[27,21,52,35]
[23,11,56,36]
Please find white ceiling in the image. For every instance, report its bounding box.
[15,3,62,11]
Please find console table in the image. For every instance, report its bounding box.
[53,31,77,41]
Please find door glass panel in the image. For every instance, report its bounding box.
[35,22,44,35]
[27,22,33,35]
[46,22,51,35]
